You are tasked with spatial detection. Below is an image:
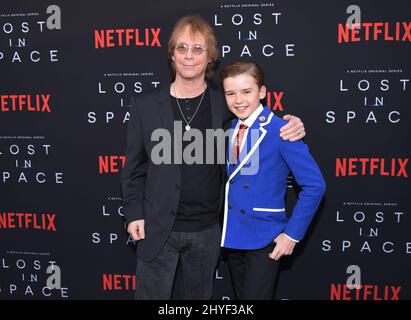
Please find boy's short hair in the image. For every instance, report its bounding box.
[220,60,264,88]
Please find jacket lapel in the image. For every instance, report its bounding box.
[156,85,181,164]
[157,85,174,136]
[227,108,274,181]
[226,119,239,175]
[208,83,224,131]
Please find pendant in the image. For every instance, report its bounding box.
[185,124,191,131]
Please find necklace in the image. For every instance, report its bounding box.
[172,84,206,131]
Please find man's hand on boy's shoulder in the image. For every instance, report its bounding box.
[280,114,305,142]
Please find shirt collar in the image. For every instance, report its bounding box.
[239,104,264,128]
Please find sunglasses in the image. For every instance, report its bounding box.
[175,43,208,55]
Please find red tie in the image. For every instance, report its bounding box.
[231,124,248,164]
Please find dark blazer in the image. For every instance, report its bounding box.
[121,82,233,262]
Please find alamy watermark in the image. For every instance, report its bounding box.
[149,122,261,175]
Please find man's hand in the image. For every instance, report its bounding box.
[280,114,305,142]
[269,233,296,261]
[127,219,145,241]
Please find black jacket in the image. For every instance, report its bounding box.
[121,82,233,261]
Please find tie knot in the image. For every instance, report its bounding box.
[239,124,248,130]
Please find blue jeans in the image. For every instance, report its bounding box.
[135,223,221,300]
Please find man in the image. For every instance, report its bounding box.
[121,15,305,300]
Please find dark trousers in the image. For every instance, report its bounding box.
[135,223,221,300]
[225,243,280,300]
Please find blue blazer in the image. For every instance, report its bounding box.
[221,107,326,250]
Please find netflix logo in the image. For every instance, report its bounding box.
[102,273,136,291]
[98,155,125,174]
[335,158,409,177]
[266,90,285,112]
[1,94,52,112]
[338,22,411,44]
[94,28,161,49]
[0,212,56,231]
[330,283,401,300]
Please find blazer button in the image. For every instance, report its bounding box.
[230,179,234,184]
[170,210,176,216]
[243,184,249,188]
[228,204,233,209]
[240,209,246,214]
[175,184,180,189]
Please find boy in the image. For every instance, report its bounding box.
[220,60,326,299]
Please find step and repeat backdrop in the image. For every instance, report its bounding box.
[0,0,410,300]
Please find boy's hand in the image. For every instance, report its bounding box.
[269,233,296,260]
